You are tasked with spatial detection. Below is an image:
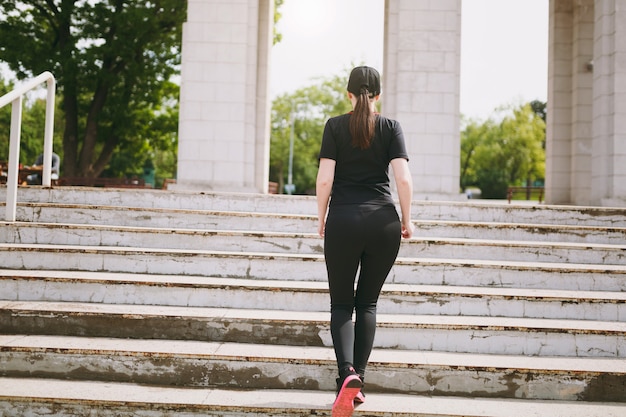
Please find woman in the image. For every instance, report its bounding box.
[316,66,414,417]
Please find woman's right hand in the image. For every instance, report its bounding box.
[401,219,414,239]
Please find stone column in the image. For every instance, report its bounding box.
[546,0,574,204]
[570,1,594,205]
[591,0,626,206]
[175,0,272,193]
[383,0,463,200]
[546,0,594,205]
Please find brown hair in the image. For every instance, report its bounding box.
[349,89,376,150]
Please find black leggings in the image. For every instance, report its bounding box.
[324,203,401,378]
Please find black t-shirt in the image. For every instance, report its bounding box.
[319,113,409,206]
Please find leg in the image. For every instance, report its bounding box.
[353,206,401,377]
[324,207,364,371]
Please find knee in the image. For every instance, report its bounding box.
[331,302,355,313]
[354,300,377,313]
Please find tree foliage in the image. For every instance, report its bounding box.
[270,73,352,194]
[0,76,64,166]
[0,79,13,161]
[273,0,284,45]
[460,103,546,198]
[0,0,185,179]
[530,99,547,123]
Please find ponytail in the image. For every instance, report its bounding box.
[349,88,376,150]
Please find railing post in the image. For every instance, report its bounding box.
[41,77,56,187]
[5,96,23,222]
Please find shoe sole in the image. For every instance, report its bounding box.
[354,391,365,404]
[332,375,362,417]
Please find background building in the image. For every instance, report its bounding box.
[176,0,626,207]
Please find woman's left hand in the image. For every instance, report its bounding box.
[318,219,326,238]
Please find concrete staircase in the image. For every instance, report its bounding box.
[0,186,625,416]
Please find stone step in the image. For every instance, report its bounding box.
[2,241,626,293]
[2,378,626,417]
[3,187,625,414]
[2,378,625,417]
[2,301,624,357]
[3,186,625,226]
[415,219,626,244]
[15,202,321,234]
[3,270,624,321]
[3,222,626,265]
[1,335,624,402]
[13,202,626,244]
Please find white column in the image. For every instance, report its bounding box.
[254,0,273,193]
[570,0,594,205]
[384,0,462,200]
[546,0,574,205]
[591,0,626,206]
[175,0,272,193]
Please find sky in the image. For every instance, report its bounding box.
[270,0,549,121]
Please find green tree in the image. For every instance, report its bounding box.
[460,116,497,191]
[460,103,546,199]
[529,99,547,150]
[274,0,284,45]
[0,77,13,162]
[0,1,185,179]
[530,99,547,123]
[270,73,352,194]
[500,104,546,185]
[100,81,179,187]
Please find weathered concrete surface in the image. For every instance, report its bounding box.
[2,269,624,321]
[1,301,624,357]
[10,202,626,243]
[1,187,625,413]
[3,221,626,264]
[2,245,626,291]
[1,335,625,401]
[2,186,625,225]
[2,377,625,417]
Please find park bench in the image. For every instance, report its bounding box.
[58,176,146,188]
[507,186,544,203]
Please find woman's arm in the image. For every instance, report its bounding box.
[316,158,336,237]
[390,157,414,239]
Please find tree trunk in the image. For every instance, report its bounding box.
[58,1,79,177]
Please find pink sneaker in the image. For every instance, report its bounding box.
[332,374,362,417]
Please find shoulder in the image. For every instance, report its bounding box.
[376,115,403,135]
[376,114,400,128]
[327,113,351,125]
[324,114,351,134]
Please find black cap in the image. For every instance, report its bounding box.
[347,66,381,97]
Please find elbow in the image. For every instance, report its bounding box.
[395,174,412,190]
[396,177,413,197]
[316,167,334,187]
[316,176,333,190]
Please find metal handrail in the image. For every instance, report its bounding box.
[0,71,56,221]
